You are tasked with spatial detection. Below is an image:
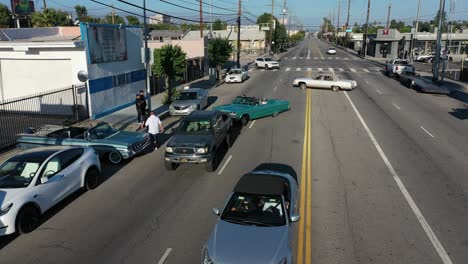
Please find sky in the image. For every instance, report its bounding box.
[1,0,467,31]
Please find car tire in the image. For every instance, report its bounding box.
[265,64,269,70]
[406,80,412,88]
[331,86,340,92]
[299,83,307,89]
[255,63,259,69]
[240,115,249,126]
[165,161,177,171]
[205,152,218,172]
[272,112,278,117]
[84,168,100,191]
[197,104,200,110]
[107,150,122,165]
[16,205,40,234]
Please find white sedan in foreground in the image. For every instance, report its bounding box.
[225,68,248,83]
[0,146,101,235]
[293,73,357,91]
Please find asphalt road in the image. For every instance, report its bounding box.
[1,38,468,264]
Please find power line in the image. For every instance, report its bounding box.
[194,0,237,12]
[159,0,236,16]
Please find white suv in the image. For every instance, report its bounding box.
[255,57,280,70]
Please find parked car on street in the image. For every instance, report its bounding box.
[415,52,435,62]
[213,95,291,126]
[385,59,415,77]
[398,71,450,94]
[164,110,233,172]
[326,47,336,55]
[255,57,280,70]
[225,68,249,83]
[17,122,151,164]
[169,88,209,116]
[202,169,300,264]
[0,146,101,235]
[293,73,357,91]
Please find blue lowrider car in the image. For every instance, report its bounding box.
[17,122,151,164]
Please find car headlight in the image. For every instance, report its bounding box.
[201,248,214,264]
[169,104,174,109]
[166,147,174,153]
[0,203,13,216]
[189,105,197,109]
[197,148,208,154]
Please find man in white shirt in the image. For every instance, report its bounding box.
[144,111,164,149]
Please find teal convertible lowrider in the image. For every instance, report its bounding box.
[17,122,151,164]
[213,96,290,126]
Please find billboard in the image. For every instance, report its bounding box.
[86,26,128,64]
[10,0,35,15]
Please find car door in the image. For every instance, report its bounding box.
[213,114,224,146]
[33,149,84,211]
[202,90,209,108]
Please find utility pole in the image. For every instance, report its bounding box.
[345,0,351,49]
[270,0,274,54]
[363,0,371,57]
[111,4,115,24]
[386,4,391,29]
[288,10,292,36]
[43,0,47,9]
[337,0,341,46]
[433,0,446,81]
[442,0,455,81]
[209,0,212,37]
[200,0,204,38]
[143,0,151,111]
[237,0,241,68]
[282,0,286,25]
[410,0,421,62]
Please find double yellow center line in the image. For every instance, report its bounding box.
[297,79,312,264]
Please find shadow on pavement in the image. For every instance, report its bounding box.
[207,96,218,108]
[253,163,298,183]
[448,87,468,105]
[449,108,468,120]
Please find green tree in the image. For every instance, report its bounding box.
[126,15,140,25]
[273,21,288,51]
[212,19,226,30]
[104,14,125,25]
[179,23,199,31]
[208,38,233,80]
[31,8,72,27]
[152,45,187,104]
[0,4,12,28]
[74,5,87,21]
[257,12,274,43]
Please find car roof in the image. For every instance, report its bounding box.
[186,110,218,120]
[233,173,288,196]
[181,88,203,92]
[8,146,79,163]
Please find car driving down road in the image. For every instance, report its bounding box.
[293,73,357,91]
[225,68,249,83]
[326,47,336,55]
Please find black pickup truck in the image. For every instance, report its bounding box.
[164,110,233,172]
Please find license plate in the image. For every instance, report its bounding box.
[180,158,188,163]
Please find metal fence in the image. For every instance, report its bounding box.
[0,85,88,151]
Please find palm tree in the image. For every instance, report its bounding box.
[31,9,57,27]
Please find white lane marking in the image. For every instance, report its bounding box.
[321,57,325,59]
[260,69,265,72]
[314,57,318,59]
[273,69,278,71]
[296,67,301,71]
[248,69,254,72]
[299,57,303,59]
[218,155,233,175]
[363,69,370,73]
[273,86,278,92]
[318,68,323,72]
[327,57,332,59]
[249,120,256,128]
[344,57,349,60]
[307,48,310,58]
[420,126,435,138]
[285,68,291,72]
[338,68,344,71]
[328,68,334,72]
[350,68,357,73]
[365,80,369,84]
[293,57,297,60]
[392,103,401,110]
[376,89,382,94]
[307,57,310,59]
[343,92,452,264]
[307,68,312,71]
[285,57,289,59]
[157,248,173,264]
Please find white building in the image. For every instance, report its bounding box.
[149,14,171,25]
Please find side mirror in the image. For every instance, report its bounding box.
[290,213,300,222]
[212,208,221,216]
[85,132,90,140]
[40,177,49,184]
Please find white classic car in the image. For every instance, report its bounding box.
[293,73,357,91]
[225,68,248,83]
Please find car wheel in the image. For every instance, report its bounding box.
[165,161,177,171]
[331,86,340,92]
[406,80,412,88]
[107,150,122,165]
[299,82,307,89]
[84,168,100,191]
[197,104,200,110]
[255,63,259,69]
[265,64,269,70]
[16,206,40,234]
[272,112,278,117]
[240,115,249,126]
[205,152,218,172]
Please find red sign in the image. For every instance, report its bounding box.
[383,29,389,36]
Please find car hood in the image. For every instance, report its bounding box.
[171,100,198,108]
[207,220,289,263]
[267,61,279,64]
[214,104,251,113]
[0,188,26,207]
[101,130,147,145]
[168,134,213,148]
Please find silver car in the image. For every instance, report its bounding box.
[225,68,248,83]
[202,169,300,264]
[169,88,209,116]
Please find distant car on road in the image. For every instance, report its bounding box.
[169,88,209,116]
[293,73,357,91]
[385,59,415,77]
[415,52,435,62]
[0,146,100,235]
[164,110,233,172]
[202,169,300,264]
[225,68,248,83]
[17,122,151,164]
[398,71,450,94]
[213,95,290,126]
[255,57,280,70]
[326,47,336,55]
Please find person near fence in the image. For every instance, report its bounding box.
[135,90,147,124]
[144,111,163,149]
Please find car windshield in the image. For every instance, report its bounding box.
[87,123,117,139]
[0,161,42,188]
[264,58,272,61]
[228,69,242,74]
[329,48,335,50]
[178,119,212,134]
[221,193,286,227]
[395,60,409,65]
[232,96,258,106]
[177,92,197,100]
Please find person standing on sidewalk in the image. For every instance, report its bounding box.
[144,111,163,149]
[135,90,147,124]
